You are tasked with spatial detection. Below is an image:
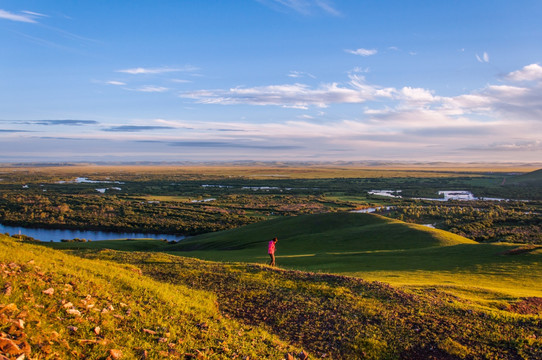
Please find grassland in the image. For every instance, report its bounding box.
[46,213,542,303]
[21,232,541,359]
[0,234,302,359]
[3,164,542,358]
[170,213,542,301]
[2,162,539,181]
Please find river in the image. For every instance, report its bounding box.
[0,223,185,243]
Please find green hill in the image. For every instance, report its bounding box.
[170,212,475,254]
[165,213,541,299]
[45,212,542,299]
[4,235,541,359]
[507,168,542,185]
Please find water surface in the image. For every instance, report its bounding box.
[0,223,184,243]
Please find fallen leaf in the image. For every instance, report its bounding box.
[0,337,22,355]
[13,319,24,329]
[2,284,12,296]
[42,288,54,296]
[0,303,18,314]
[66,309,81,316]
[108,349,123,359]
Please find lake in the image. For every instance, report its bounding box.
[0,223,185,243]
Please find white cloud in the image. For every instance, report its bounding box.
[173,62,542,161]
[468,140,542,152]
[106,81,126,86]
[345,48,378,56]
[258,0,341,16]
[349,66,370,74]
[21,10,48,18]
[288,71,316,79]
[181,74,393,108]
[134,86,169,92]
[315,0,341,16]
[0,9,37,23]
[476,52,489,63]
[398,87,437,104]
[117,66,198,75]
[505,63,542,82]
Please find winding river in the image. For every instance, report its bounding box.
[0,223,185,243]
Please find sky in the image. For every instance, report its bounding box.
[1,0,542,163]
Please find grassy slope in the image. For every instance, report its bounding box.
[43,212,542,300]
[0,235,301,359]
[69,247,542,360]
[507,168,542,184]
[162,213,542,300]
[9,232,542,359]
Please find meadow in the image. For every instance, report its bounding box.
[2,163,542,359]
[47,212,542,302]
[4,233,542,359]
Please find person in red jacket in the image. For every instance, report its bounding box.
[268,237,278,266]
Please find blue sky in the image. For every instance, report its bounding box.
[1,0,542,163]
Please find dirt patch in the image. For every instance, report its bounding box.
[508,297,542,315]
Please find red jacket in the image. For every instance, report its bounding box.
[268,240,276,254]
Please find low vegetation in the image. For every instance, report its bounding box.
[6,232,538,359]
[43,212,542,300]
[0,234,301,359]
[2,164,542,358]
[1,164,541,243]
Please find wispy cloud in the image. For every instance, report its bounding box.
[21,10,48,18]
[314,0,341,16]
[476,52,489,63]
[345,48,378,57]
[0,9,38,23]
[167,141,302,150]
[103,125,176,132]
[117,66,198,75]
[288,71,316,79]
[0,129,33,132]
[106,81,126,86]
[464,140,542,152]
[257,0,340,16]
[133,85,169,93]
[13,120,99,126]
[174,62,542,161]
[181,74,394,108]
